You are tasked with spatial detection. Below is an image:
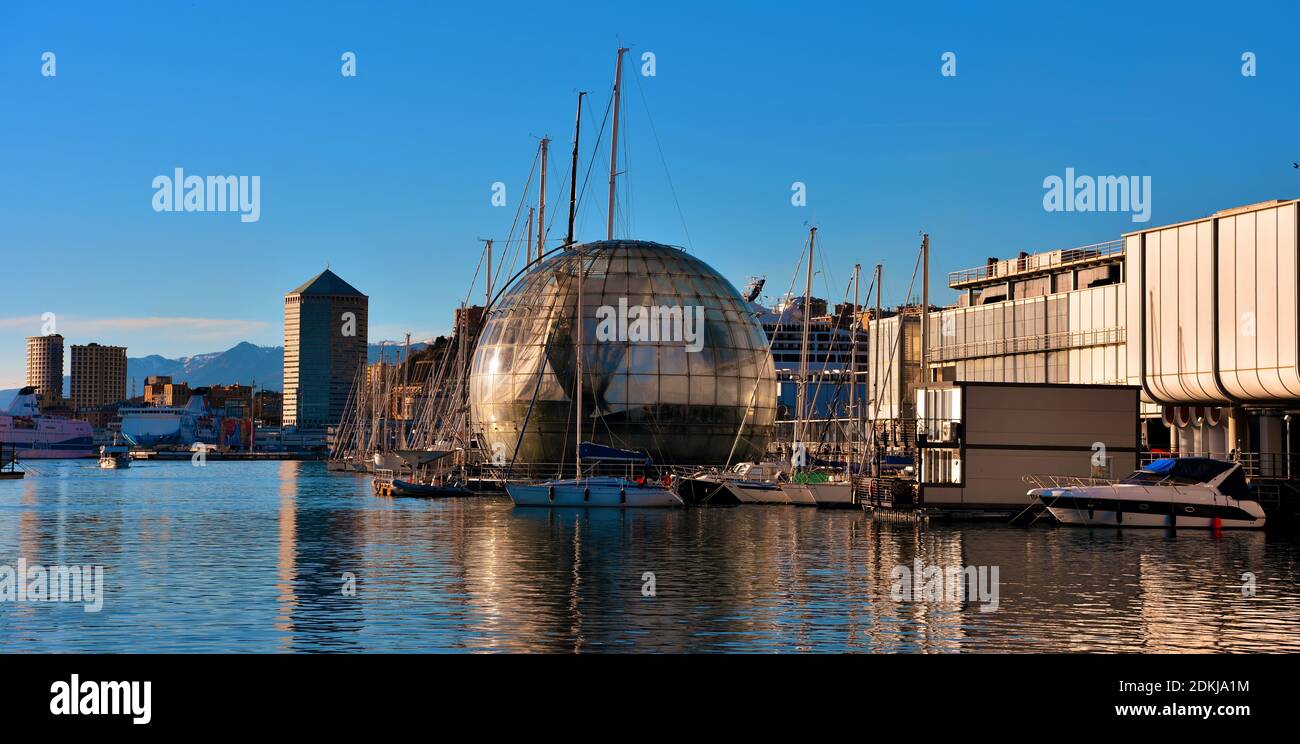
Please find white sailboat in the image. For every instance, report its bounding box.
[505,47,681,509]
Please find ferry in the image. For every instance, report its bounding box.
[118,390,208,446]
[0,387,94,458]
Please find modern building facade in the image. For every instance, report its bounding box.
[867,197,1300,480]
[25,333,65,406]
[69,342,127,414]
[282,269,368,429]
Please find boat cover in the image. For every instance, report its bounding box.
[578,441,652,464]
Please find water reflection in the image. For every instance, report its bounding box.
[1,461,1297,652]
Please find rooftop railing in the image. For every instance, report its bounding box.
[947,239,1124,287]
[930,326,1125,362]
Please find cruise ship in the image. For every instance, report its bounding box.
[118,390,209,446]
[0,387,94,458]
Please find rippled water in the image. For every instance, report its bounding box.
[2,460,1298,652]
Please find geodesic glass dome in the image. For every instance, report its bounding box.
[469,240,776,467]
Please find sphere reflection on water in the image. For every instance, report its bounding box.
[469,240,777,466]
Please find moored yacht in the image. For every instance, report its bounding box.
[1027,458,1266,529]
[720,461,793,504]
[506,442,683,508]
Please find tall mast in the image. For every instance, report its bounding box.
[920,233,930,385]
[872,263,882,477]
[796,227,815,458]
[575,248,584,475]
[526,207,534,266]
[606,47,628,241]
[567,91,586,247]
[402,332,411,449]
[849,263,860,473]
[484,238,493,306]
[538,138,549,262]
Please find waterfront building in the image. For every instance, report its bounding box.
[206,383,253,418]
[254,390,283,427]
[143,375,191,407]
[25,334,64,407]
[282,269,368,430]
[874,197,1300,484]
[70,343,127,423]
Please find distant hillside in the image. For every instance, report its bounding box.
[0,340,430,408]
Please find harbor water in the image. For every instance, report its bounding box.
[2,460,1299,653]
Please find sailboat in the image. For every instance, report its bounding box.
[505,48,681,509]
[778,227,825,507]
[807,262,865,508]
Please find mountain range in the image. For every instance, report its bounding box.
[0,341,429,409]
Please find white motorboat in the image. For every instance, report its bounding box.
[98,446,131,469]
[1027,457,1266,529]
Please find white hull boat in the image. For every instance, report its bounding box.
[507,476,683,508]
[809,481,855,508]
[722,462,793,504]
[1028,458,1265,530]
[776,482,817,506]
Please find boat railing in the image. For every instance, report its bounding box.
[373,468,395,485]
[483,461,700,484]
[1022,473,1117,490]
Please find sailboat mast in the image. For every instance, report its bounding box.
[485,238,493,306]
[849,263,859,473]
[538,138,549,262]
[920,233,930,384]
[796,227,815,458]
[606,47,628,241]
[872,263,882,477]
[575,248,584,475]
[567,91,585,247]
[527,207,534,265]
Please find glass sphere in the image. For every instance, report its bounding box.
[469,240,776,467]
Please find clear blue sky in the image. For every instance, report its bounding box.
[2,0,1298,387]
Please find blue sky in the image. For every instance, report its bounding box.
[1,0,1298,387]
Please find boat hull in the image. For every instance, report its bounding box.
[1031,486,1266,530]
[809,481,855,508]
[676,476,740,506]
[391,479,472,497]
[723,480,789,504]
[507,478,683,508]
[777,482,817,506]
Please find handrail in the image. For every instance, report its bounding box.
[948,239,1124,287]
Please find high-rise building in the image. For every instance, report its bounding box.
[25,333,64,406]
[70,343,127,414]
[283,269,368,429]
